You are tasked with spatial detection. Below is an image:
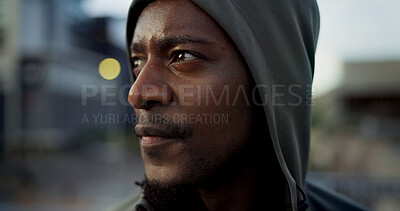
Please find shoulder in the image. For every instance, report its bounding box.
[305,178,369,211]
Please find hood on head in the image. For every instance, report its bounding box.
[126,0,320,209]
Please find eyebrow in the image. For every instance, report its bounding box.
[130,35,212,54]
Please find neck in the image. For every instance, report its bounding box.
[196,160,261,211]
[195,130,287,210]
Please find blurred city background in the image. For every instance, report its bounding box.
[0,0,399,210]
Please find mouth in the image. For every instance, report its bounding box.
[135,124,183,148]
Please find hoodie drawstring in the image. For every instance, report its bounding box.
[297,184,309,211]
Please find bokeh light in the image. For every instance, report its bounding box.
[98,58,121,80]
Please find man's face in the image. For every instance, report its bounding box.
[128,0,254,185]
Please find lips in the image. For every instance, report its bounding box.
[135,124,181,148]
[135,124,180,139]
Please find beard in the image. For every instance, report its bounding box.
[136,177,203,211]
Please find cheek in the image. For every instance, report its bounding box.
[185,80,254,147]
[171,56,254,144]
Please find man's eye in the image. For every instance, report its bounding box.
[172,51,197,63]
[133,58,145,69]
[132,58,145,76]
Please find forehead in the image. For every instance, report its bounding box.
[133,0,227,45]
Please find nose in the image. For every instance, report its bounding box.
[128,62,173,110]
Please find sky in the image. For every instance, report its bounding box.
[83,0,400,96]
[315,0,400,95]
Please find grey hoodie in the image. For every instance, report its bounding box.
[117,0,368,210]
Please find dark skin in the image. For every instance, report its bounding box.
[128,0,285,210]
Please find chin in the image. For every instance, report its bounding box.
[144,157,212,186]
[145,162,189,184]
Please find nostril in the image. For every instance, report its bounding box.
[141,100,162,109]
